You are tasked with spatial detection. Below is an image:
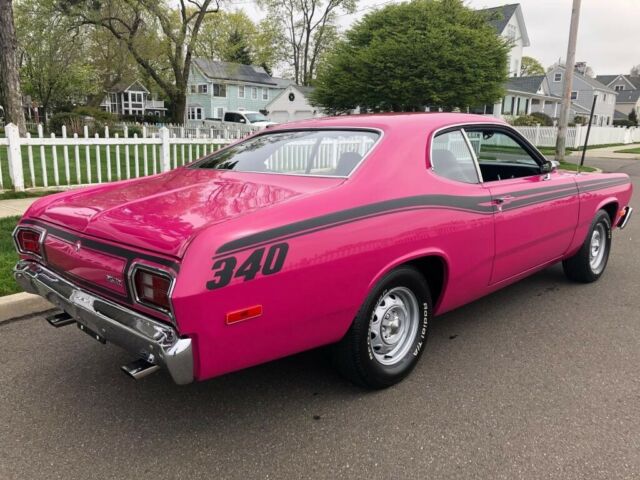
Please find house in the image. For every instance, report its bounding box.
[266,85,322,123]
[186,59,293,122]
[100,80,167,117]
[595,74,640,121]
[498,75,563,117]
[545,65,617,125]
[479,3,530,78]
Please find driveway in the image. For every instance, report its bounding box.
[1,157,638,480]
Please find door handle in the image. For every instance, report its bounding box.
[494,195,514,205]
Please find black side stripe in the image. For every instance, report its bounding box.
[216,177,630,255]
[20,218,180,271]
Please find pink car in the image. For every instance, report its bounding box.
[13,113,633,388]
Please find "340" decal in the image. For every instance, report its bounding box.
[206,243,289,290]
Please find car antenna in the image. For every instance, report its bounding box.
[578,95,598,175]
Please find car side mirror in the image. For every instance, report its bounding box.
[541,160,559,174]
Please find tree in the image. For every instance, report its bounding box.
[631,64,640,77]
[226,29,253,65]
[0,0,26,133]
[630,109,638,126]
[259,0,356,86]
[15,0,98,124]
[520,56,545,76]
[58,0,220,123]
[195,11,284,72]
[311,0,509,113]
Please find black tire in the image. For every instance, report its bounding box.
[563,209,612,283]
[331,266,431,389]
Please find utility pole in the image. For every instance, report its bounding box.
[555,0,582,162]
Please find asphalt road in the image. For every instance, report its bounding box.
[1,157,639,480]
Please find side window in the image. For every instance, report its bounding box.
[465,130,541,182]
[430,130,479,184]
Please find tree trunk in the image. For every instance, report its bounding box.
[0,0,26,134]
[172,90,186,124]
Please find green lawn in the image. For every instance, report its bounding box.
[614,147,640,154]
[0,142,220,190]
[0,216,20,296]
[558,162,597,172]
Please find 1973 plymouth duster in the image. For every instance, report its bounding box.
[13,113,633,388]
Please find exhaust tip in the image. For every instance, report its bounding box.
[121,358,160,380]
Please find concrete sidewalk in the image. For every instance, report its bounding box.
[570,143,640,160]
[0,198,38,219]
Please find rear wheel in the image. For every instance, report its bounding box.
[331,266,431,389]
[563,209,612,283]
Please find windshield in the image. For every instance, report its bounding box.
[193,129,380,177]
[245,113,269,123]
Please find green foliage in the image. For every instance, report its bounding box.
[0,216,21,297]
[311,0,509,112]
[49,112,84,135]
[613,119,636,127]
[196,11,283,72]
[520,56,545,76]
[73,106,116,124]
[530,111,554,126]
[573,116,588,126]
[15,0,98,117]
[511,115,541,126]
[629,109,638,125]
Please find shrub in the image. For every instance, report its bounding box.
[573,115,588,125]
[613,119,636,127]
[511,115,540,126]
[73,106,116,125]
[529,111,553,126]
[49,112,85,135]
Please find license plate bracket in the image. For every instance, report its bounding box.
[77,322,107,344]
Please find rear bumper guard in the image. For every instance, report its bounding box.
[14,260,193,384]
[618,206,633,230]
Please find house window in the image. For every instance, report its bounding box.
[238,85,245,98]
[615,85,624,91]
[213,84,227,97]
[571,91,578,100]
[252,87,258,99]
[554,73,563,82]
[190,85,196,94]
[262,88,269,100]
[197,84,208,94]
[187,106,203,120]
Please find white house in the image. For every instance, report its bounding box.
[595,74,640,122]
[266,85,322,123]
[100,80,167,117]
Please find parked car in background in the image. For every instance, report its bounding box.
[13,114,633,388]
[203,110,277,129]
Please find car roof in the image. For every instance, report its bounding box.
[268,112,508,132]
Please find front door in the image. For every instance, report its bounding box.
[465,128,580,284]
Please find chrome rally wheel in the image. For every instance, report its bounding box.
[370,287,420,366]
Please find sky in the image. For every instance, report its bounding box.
[240,0,640,76]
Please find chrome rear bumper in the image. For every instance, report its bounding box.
[14,260,193,384]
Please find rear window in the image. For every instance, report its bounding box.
[193,130,380,177]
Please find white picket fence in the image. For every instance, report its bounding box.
[122,121,258,139]
[0,123,232,191]
[513,125,640,148]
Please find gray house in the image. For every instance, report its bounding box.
[595,74,640,121]
[100,80,167,117]
[544,65,617,125]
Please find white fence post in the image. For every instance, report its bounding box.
[160,127,171,172]
[5,123,25,192]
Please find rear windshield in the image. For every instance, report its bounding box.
[193,129,380,177]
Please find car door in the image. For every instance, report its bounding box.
[465,126,579,284]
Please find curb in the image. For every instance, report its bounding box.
[0,292,54,324]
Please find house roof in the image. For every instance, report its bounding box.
[616,90,640,103]
[479,4,519,33]
[296,85,315,96]
[505,75,545,94]
[193,59,277,86]
[272,77,295,88]
[596,74,640,90]
[552,65,616,93]
[595,75,619,87]
[614,110,629,120]
[478,3,530,47]
[107,79,149,93]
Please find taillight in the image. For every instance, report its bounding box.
[15,228,43,257]
[132,267,173,311]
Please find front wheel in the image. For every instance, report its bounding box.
[331,266,431,389]
[563,209,612,283]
